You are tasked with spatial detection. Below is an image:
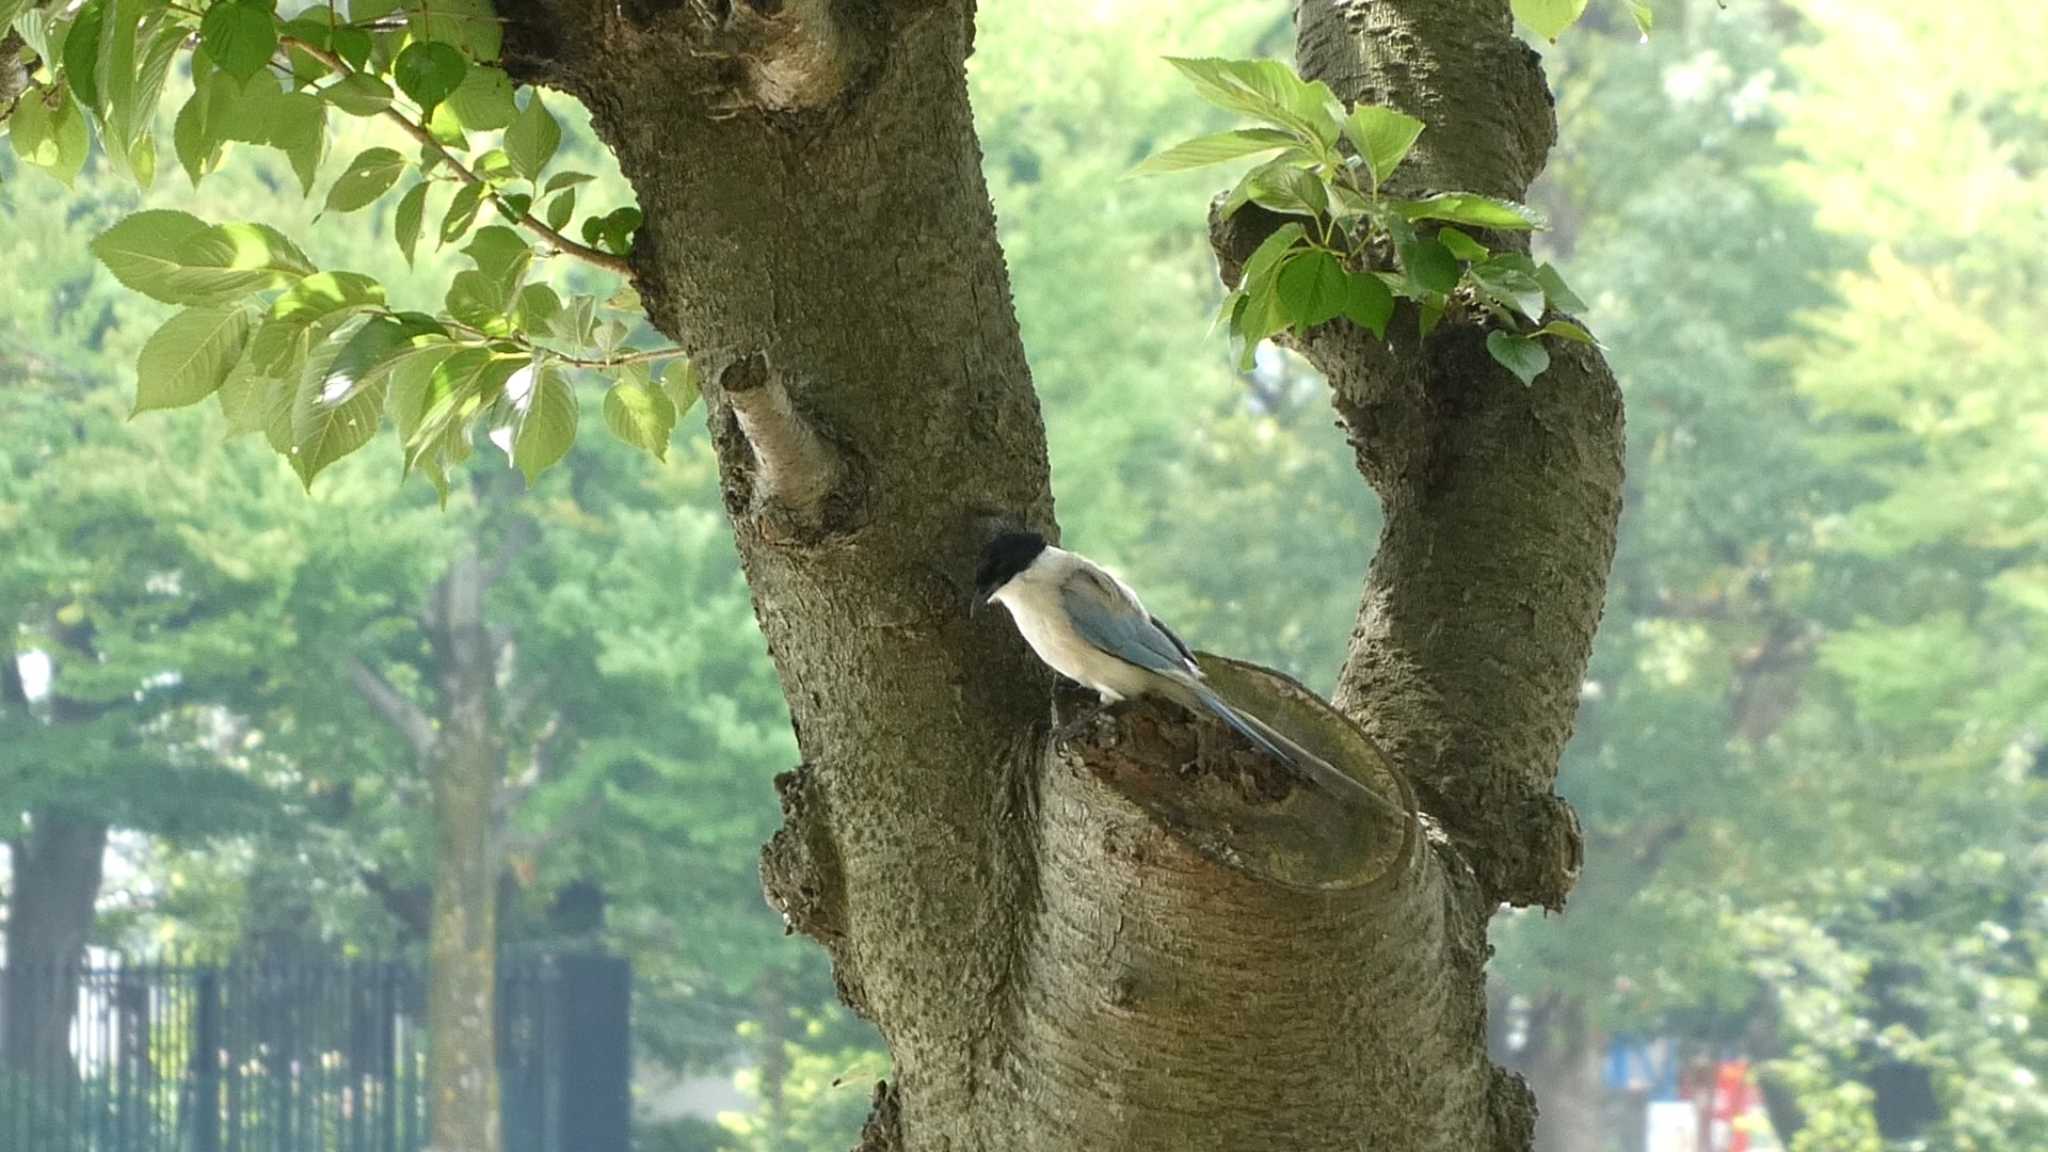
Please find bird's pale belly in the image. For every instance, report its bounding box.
[1005,601,1153,702]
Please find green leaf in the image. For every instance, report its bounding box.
[504,89,562,183]
[91,210,213,301]
[1392,193,1544,231]
[1534,262,1588,314]
[1470,259,1547,321]
[203,68,283,146]
[1486,330,1551,385]
[8,88,91,186]
[443,64,517,131]
[1533,320,1598,346]
[1163,57,1340,147]
[511,363,576,483]
[394,180,430,266]
[581,206,640,256]
[1236,221,1307,292]
[1244,164,1329,219]
[1437,226,1489,263]
[200,0,279,84]
[1342,105,1425,187]
[445,269,506,330]
[108,8,186,162]
[1419,297,1445,340]
[409,0,500,62]
[133,306,256,413]
[1341,270,1394,338]
[174,82,218,185]
[1274,249,1350,330]
[62,0,106,112]
[463,226,533,295]
[216,358,283,438]
[325,146,408,213]
[603,377,676,460]
[322,73,393,117]
[289,317,407,487]
[543,186,577,232]
[1511,0,1590,42]
[93,213,315,305]
[268,91,327,195]
[440,180,486,246]
[660,358,702,416]
[1127,127,1297,177]
[544,171,596,194]
[515,283,562,332]
[331,25,371,70]
[248,271,386,374]
[1626,1,1654,36]
[1398,236,1461,295]
[393,40,467,116]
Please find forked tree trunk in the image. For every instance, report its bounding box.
[499,0,1622,1147]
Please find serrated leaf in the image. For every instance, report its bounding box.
[200,0,279,84]
[216,358,282,438]
[394,180,430,266]
[1511,0,1590,42]
[94,213,315,304]
[1127,127,1297,177]
[173,85,216,185]
[550,294,598,347]
[1341,105,1424,188]
[91,210,213,301]
[322,73,393,116]
[509,363,575,483]
[660,358,702,416]
[440,180,486,245]
[1398,236,1461,295]
[247,271,385,375]
[1244,164,1328,219]
[1393,193,1544,231]
[133,306,255,413]
[504,89,561,183]
[1341,270,1394,338]
[1274,249,1350,330]
[290,317,398,487]
[325,146,408,212]
[443,64,516,131]
[603,378,675,460]
[393,40,466,116]
[1163,57,1339,148]
[1486,330,1551,385]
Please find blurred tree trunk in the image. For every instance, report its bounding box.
[498,0,1621,1147]
[1517,995,1607,1152]
[2,810,107,1085]
[352,543,504,1152]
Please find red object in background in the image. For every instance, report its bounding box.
[1713,1061,1758,1152]
[1679,1059,1761,1152]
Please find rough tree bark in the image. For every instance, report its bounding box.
[495,0,1622,1147]
[1,811,108,1083]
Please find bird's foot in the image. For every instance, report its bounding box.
[1050,704,1110,745]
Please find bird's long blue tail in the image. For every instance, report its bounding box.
[1182,681,1385,810]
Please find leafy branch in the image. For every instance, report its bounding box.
[3,0,691,492]
[1137,58,1601,386]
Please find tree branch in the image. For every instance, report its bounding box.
[348,658,436,759]
[279,35,634,279]
[715,352,845,532]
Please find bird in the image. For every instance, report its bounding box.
[973,530,1375,806]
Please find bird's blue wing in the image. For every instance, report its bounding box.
[1058,568,1197,676]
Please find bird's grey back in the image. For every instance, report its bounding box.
[1056,563,1199,678]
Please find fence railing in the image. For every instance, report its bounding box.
[0,950,629,1152]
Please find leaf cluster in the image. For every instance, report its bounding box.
[1134,57,1599,386]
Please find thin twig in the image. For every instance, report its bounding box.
[276,35,635,278]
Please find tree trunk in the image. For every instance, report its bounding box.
[354,544,505,1152]
[495,0,1622,1147]
[3,810,109,1083]
[1516,995,1607,1152]
[425,545,503,1152]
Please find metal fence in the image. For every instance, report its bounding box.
[0,950,630,1152]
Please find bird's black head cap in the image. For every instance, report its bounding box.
[975,531,1047,601]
